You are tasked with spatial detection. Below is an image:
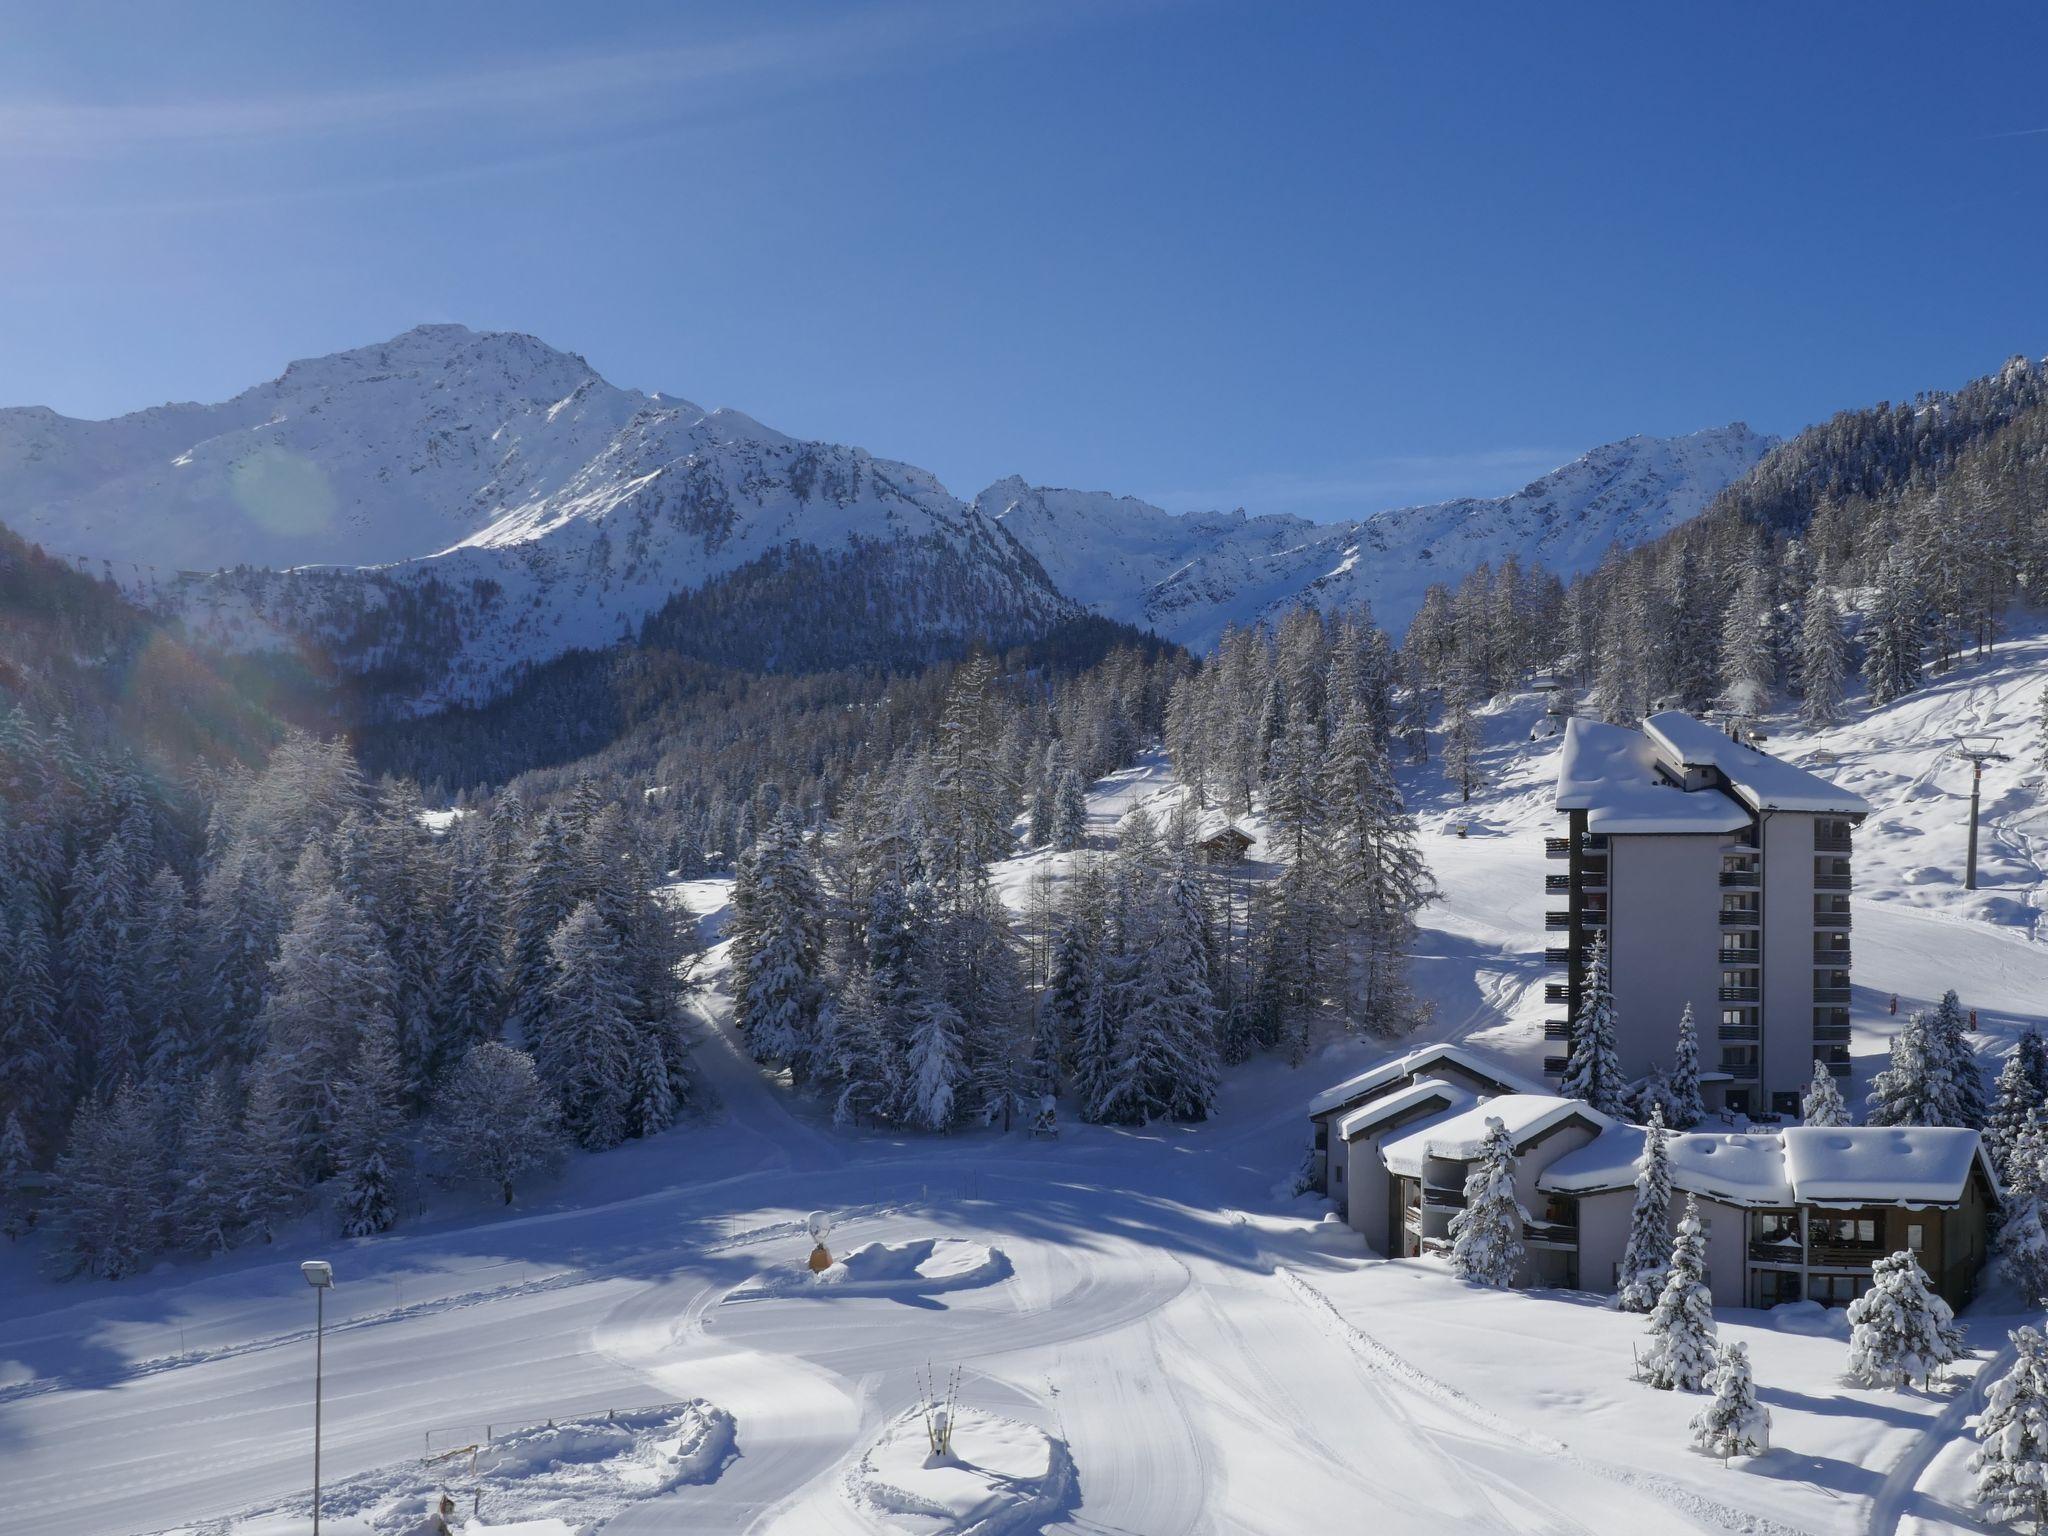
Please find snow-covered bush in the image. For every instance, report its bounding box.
[1447,1117,1525,1288]
[427,1041,567,1205]
[1845,1250,1966,1389]
[1800,1059,1850,1126]
[1973,1325,2048,1529]
[1641,1195,1716,1391]
[1690,1341,1769,1459]
[1615,1104,1672,1313]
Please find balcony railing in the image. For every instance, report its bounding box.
[1545,984,1570,1004]
[1812,1023,1852,1043]
[1815,874,1852,891]
[1524,1219,1578,1246]
[1719,947,1761,964]
[1543,1054,1569,1075]
[1815,833,1853,852]
[1545,912,1571,931]
[1545,946,1571,964]
[1748,1238,1805,1264]
[1421,1186,1467,1211]
[1809,1244,1884,1269]
[1814,948,1851,966]
[1719,1059,1760,1079]
[1719,870,1759,888]
[1719,1024,1760,1041]
[1546,874,1571,893]
[1543,1021,1571,1041]
[1814,986,1851,1004]
[1814,911,1852,929]
[1545,837,1571,859]
[1581,910,1607,927]
[1719,986,1760,1003]
[1719,910,1761,926]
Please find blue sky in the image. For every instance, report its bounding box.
[3,1,2045,519]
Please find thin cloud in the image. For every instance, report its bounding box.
[0,1,1117,159]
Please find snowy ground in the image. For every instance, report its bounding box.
[7,637,2048,1535]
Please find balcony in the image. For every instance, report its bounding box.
[1809,1244,1884,1270]
[1545,911,1571,931]
[1719,1060,1760,1080]
[1719,986,1760,1002]
[1719,947,1761,964]
[1719,1024,1760,1041]
[1814,986,1851,1004]
[1814,911,1852,929]
[1545,984,1570,1004]
[1421,1186,1467,1212]
[1815,874,1852,891]
[1546,874,1571,893]
[1816,833,1853,853]
[1545,946,1571,964]
[1545,837,1572,859]
[1719,910,1761,927]
[1749,1238,1805,1265]
[1814,948,1851,966]
[1812,1022,1852,1043]
[1719,870,1759,889]
[1524,1218,1579,1247]
[1543,1021,1571,1041]
[1543,1055,1569,1075]
[1582,910,1607,928]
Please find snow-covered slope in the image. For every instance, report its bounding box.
[980,425,1775,646]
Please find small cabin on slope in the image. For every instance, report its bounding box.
[1312,1046,1997,1308]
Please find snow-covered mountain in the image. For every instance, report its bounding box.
[978,425,1776,650]
[0,325,1771,708]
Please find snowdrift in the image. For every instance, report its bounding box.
[153,1400,735,1536]
[725,1238,1011,1303]
[846,1406,1074,1536]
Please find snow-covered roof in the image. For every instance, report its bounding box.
[1379,1094,1608,1177]
[1552,717,1751,835]
[1307,1043,1549,1119]
[1779,1126,1996,1206]
[1333,1079,1474,1142]
[1643,712,1871,816]
[1539,1123,1994,1207]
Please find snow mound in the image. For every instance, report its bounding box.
[846,1406,1074,1536]
[726,1238,1010,1302]
[152,1401,734,1535]
[1767,1300,1852,1339]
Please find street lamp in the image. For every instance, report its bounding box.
[1956,736,2011,891]
[301,1260,334,1534]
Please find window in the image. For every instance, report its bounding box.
[1907,1223,1923,1252]
[1771,1091,1799,1116]
[1722,970,1757,990]
[1753,1211,1799,1246]
[1812,1273,1868,1307]
[1722,1008,1753,1028]
[1813,1215,1880,1249]
[1754,1270,1803,1308]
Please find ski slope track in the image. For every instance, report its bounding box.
[12,641,2048,1532]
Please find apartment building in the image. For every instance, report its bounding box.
[1547,711,1870,1118]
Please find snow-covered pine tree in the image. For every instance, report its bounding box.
[534,902,640,1151]
[2020,1028,2048,1107]
[1616,1105,1673,1313]
[170,1071,240,1255]
[830,969,902,1127]
[433,826,505,1084]
[1862,552,1925,707]
[1717,566,1776,717]
[428,1040,567,1204]
[903,984,966,1131]
[1642,1195,1717,1391]
[1988,1049,2042,1172]
[1801,1059,1851,1126]
[1927,988,1987,1128]
[0,1107,36,1239]
[1051,768,1087,852]
[1845,1249,1966,1389]
[728,814,827,1076]
[44,1081,166,1280]
[132,868,198,1083]
[1439,673,1486,802]
[1973,1324,2048,1530]
[1690,1341,1770,1459]
[1867,1011,1963,1127]
[505,810,580,1041]
[1098,855,1221,1124]
[1447,1117,1526,1288]
[1797,582,1847,727]
[1562,931,1626,1117]
[0,904,65,1153]
[230,1071,307,1245]
[332,1019,408,1238]
[1667,1004,1704,1129]
[2007,1110,2048,1200]
[1997,1176,2048,1309]
[1317,711,1436,1038]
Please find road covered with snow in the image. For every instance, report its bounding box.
[8,667,2048,1535]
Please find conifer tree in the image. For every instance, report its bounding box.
[1846,1249,1965,1389]
[1562,932,1626,1116]
[0,1108,36,1239]
[830,970,902,1127]
[1972,1325,2048,1530]
[1797,584,1847,727]
[1318,712,1436,1037]
[1642,1195,1717,1391]
[332,1020,408,1238]
[904,986,966,1131]
[1447,1117,1525,1288]
[1927,988,1987,1128]
[1997,1177,2048,1309]
[44,1082,166,1280]
[1801,1059,1851,1126]
[505,810,580,1041]
[1051,768,1088,853]
[1439,674,1485,802]
[1616,1105,1673,1312]
[1690,1342,1770,1459]
[1988,1050,2042,1172]
[433,828,505,1086]
[1667,1004,1704,1130]
[1867,1012,1963,1127]
[2019,1028,2048,1108]
[132,868,198,1082]
[171,1073,240,1254]
[534,902,640,1151]
[428,1040,567,1205]
[1863,553,1925,707]
[728,814,827,1075]
[0,906,65,1150]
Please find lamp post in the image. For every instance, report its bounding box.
[1957,736,2011,891]
[301,1260,334,1534]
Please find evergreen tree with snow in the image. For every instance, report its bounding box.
[534,902,640,1151]
[432,828,505,1083]
[1867,1011,1963,1128]
[1667,1004,1704,1130]
[1642,1195,1717,1391]
[1690,1342,1770,1459]
[1927,988,1988,1128]
[332,1020,408,1238]
[427,1040,567,1205]
[1797,583,1847,727]
[2019,1029,2048,1109]
[1051,768,1087,853]
[1846,1249,1966,1389]
[1717,566,1777,717]
[232,1071,309,1244]
[1801,1059,1851,1126]
[1439,673,1486,802]
[0,1108,35,1239]
[44,1081,166,1280]
[132,868,198,1083]
[728,813,827,1076]
[1989,1049,2042,1172]
[0,906,65,1152]
[1562,932,1626,1117]
[1097,855,1221,1124]
[903,985,966,1131]
[170,1072,240,1254]
[2007,1111,2048,1201]
[1972,1325,2048,1531]
[1447,1117,1525,1288]
[1616,1105,1673,1313]
[830,970,902,1127]
[1997,1178,2048,1310]
[505,810,580,1041]
[1862,552,1925,707]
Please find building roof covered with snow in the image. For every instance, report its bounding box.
[1378,1093,1610,1176]
[1642,712,1872,816]
[1307,1042,1550,1120]
[1332,1079,1473,1143]
[1553,717,1752,834]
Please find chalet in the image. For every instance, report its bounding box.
[1192,815,1256,865]
[1314,1048,1997,1308]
